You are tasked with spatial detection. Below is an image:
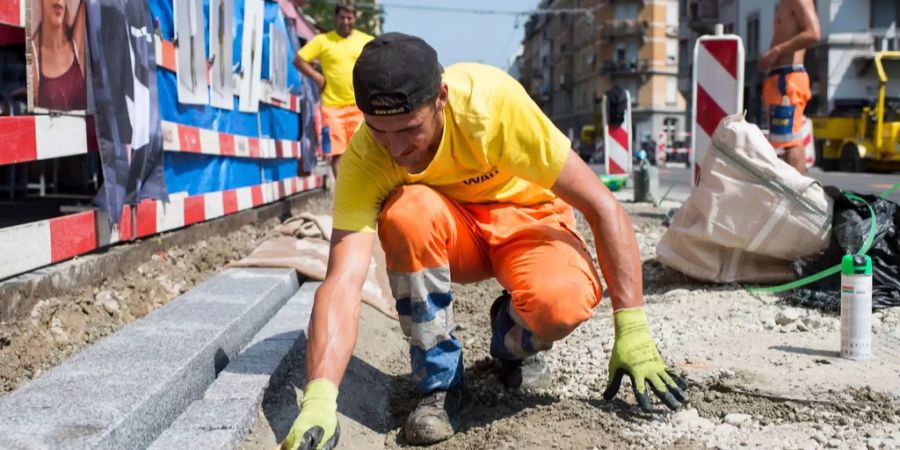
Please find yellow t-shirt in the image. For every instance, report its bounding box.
[298,30,373,106]
[333,63,572,233]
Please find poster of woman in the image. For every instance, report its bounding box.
[28,0,88,112]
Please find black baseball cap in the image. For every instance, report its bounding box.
[353,32,443,116]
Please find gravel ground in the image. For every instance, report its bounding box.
[249,198,900,450]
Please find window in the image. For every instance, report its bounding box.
[666,77,678,105]
[746,14,760,59]
[667,0,678,27]
[871,0,899,30]
[616,44,626,63]
[626,80,639,104]
[614,2,639,20]
[667,40,678,65]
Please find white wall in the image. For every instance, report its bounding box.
[735,0,777,57]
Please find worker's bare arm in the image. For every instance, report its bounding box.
[305,229,376,385]
[293,54,326,90]
[550,149,643,312]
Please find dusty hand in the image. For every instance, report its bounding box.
[602,308,687,412]
[279,379,340,450]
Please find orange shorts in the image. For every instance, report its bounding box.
[321,104,364,156]
[763,65,811,148]
[377,184,603,342]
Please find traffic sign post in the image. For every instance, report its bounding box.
[603,89,632,177]
[690,24,744,186]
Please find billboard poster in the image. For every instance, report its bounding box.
[174,0,209,105]
[209,0,234,110]
[238,0,263,113]
[27,0,89,113]
[268,23,288,103]
[86,0,167,224]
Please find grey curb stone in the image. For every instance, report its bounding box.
[0,268,299,450]
[149,282,319,450]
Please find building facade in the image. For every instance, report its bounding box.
[519,0,686,151]
[678,0,899,128]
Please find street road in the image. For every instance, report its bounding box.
[650,163,900,204]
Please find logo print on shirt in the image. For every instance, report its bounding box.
[463,168,500,185]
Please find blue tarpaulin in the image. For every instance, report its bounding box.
[164,152,297,196]
[147,0,303,195]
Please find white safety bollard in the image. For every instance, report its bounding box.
[603,89,632,177]
[690,24,744,186]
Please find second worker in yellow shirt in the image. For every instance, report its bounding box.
[294,1,372,176]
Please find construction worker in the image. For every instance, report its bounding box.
[293,1,372,177]
[279,33,687,450]
[759,0,820,174]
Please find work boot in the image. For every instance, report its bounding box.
[498,352,552,390]
[404,384,473,445]
[490,292,553,391]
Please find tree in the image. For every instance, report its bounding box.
[302,1,384,35]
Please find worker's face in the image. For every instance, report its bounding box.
[42,0,66,28]
[364,83,448,170]
[335,9,356,36]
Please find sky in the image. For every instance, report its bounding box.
[380,0,542,71]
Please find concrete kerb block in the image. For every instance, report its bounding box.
[150,282,320,450]
[0,268,298,450]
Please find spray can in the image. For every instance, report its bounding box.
[840,254,873,360]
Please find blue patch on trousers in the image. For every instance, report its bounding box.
[395,291,453,323]
[409,338,464,393]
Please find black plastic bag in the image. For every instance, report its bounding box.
[786,186,900,311]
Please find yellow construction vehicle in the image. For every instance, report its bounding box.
[812,51,900,172]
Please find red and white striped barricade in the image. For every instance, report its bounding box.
[765,116,815,169]
[801,117,815,169]
[690,27,744,186]
[603,89,632,176]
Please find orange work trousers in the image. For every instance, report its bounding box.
[321,104,364,156]
[377,184,602,393]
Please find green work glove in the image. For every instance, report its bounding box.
[280,379,340,450]
[602,308,688,412]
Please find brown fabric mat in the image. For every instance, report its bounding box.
[228,214,397,320]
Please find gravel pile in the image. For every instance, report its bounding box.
[383,200,900,449]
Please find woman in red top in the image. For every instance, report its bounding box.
[30,0,87,111]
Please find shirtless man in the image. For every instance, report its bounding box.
[758,0,820,173]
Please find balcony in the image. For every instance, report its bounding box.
[602,59,652,77]
[600,20,649,38]
[688,0,719,35]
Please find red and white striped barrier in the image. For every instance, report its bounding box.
[0,174,323,280]
[154,36,302,114]
[802,117,815,168]
[1,207,133,281]
[0,0,24,27]
[690,29,744,186]
[0,115,96,166]
[603,89,632,176]
[771,117,815,169]
[0,116,303,166]
[656,131,667,165]
[161,121,301,159]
